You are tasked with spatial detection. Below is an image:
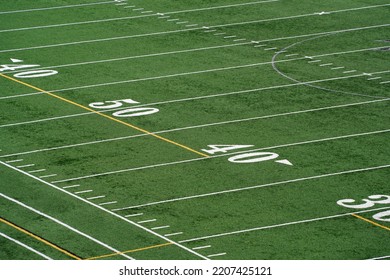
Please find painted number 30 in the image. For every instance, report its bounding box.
[337,195,390,222]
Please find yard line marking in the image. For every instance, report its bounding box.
[343,70,357,74]
[125,213,144,218]
[0,11,387,54]
[332,66,345,70]
[367,77,382,80]
[0,1,114,15]
[39,174,57,179]
[285,53,299,57]
[87,195,106,200]
[28,169,46,173]
[113,165,390,211]
[99,201,117,206]
[351,214,390,232]
[179,206,390,243]
[264,47,278,51]
[74,190,93,194]
[0,232,52,260]
[6,49,387,100]
[0,73,208,158]
[167,18,180,21]
[0,193,134,260]
[186,24,198,27]
[192,245,211,250]
[380,81,390,84]
[224,35,237,38]
[16,164,35,168]
[320,63,333,67]
[63,184,80,189]
[132,8,144,11]
[3,99,388,159]
[0,161,209,260]
[0,217,81,260]
[86,243,172,260]
[5,159,23,163]
[308,60,321,63]
[233,39,247,42]
[164,232,183,237]
[370,255,390,260]
[138,219,157,224]
[151,225,170,230]
[49,130,390,185]
[207,253,227,258]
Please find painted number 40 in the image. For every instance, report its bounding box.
[0,58,58,78]
[201,144,293,165]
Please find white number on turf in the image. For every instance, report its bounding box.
[202,144,254,155]
[337,195,390,209]
[0,64,39,72]
[1,58,58,79]
[13,69,58,78]
[373,210,390,222]
[89,99,139,109]
[228,152,280,163]
[113,107,159,117]
[89,98,159,118]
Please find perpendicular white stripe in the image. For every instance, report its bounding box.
[0,161,209,260]
[179,205,390,243]
[0,1,114,15]
[112,165,390,211]
[0,232,52,260]
[51,128,390,184]
[0,192,134,260]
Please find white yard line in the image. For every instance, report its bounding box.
[4,49,388,102]
[179,206,390,243]
[0,192,134,260]
[0,161,209,260]
[111,165,390,211]
[192,245,211,250]
[0,1,114,15]
[151,225,170,230]
[370,255,390,260]
[0,10,387,54]
[0,1,278,33]
[0,232,52,260]
[138,219,157,224]
[207,252,227,258]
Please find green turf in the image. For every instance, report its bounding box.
[0,0,389,260]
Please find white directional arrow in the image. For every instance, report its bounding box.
[10,58,23,63]
[275,159,293,166]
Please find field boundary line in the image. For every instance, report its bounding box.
[179,206,390,243]
[0,216,81,260]
[0,160,209,260]
[351,214,390,232]
[0,232,52,260]
[50,128,390,184]
[0,192,134,260]
[111,164,390,211]
[0,0,279,33]
[86,243,172,260]
[0,1,114,15]
[0,73,208,158]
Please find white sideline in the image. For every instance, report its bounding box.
[179,205,390,243]
[50,129,390,184]
[0,161,209,260]
[1,99,388,159]
[0,1,114,15]
[0,192,134,260]
[0,232,52,260]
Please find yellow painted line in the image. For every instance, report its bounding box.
[0,73,209,158]
[86,242,172,260]
[351,214,390,232]
[0,217,81,260]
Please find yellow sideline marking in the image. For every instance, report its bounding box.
[86,242,172,260]
[352,214,390,232]
[0,73,209,158]
[0,217,81,260]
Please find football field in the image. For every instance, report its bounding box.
[0,0,389,260]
